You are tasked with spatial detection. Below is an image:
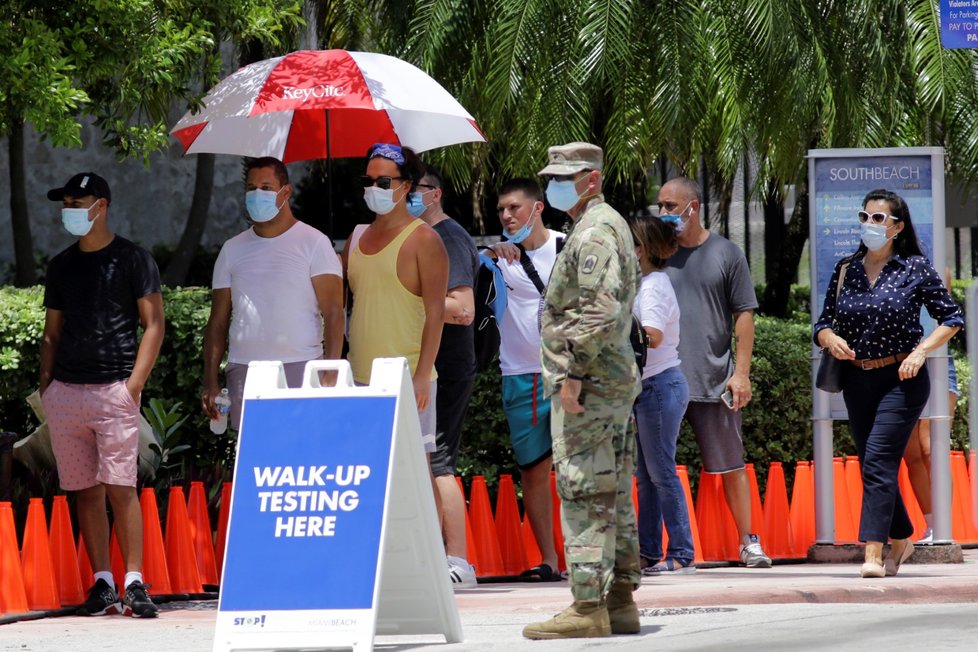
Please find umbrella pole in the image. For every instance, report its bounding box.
[325,109,333,238]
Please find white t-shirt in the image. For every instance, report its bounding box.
[632,270,682,379]
[497,229,562,376]
[213,220,342,364]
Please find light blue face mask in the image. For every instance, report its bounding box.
[61,202,98,237]
[860,223,894,251]
[502,209,536,244]
[659,201,691,234]
[407,190,430,218]
[245,188,284,223]
[545,179,582,212]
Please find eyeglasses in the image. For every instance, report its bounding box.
[416,183,436,190]
[857,210,899,225]
[359,175,405,190]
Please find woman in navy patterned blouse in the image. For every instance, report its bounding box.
[814,188,963,579]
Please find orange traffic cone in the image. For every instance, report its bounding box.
[140,488,171,595]
[20,498,61,610]
[631,475,639,524]
[0,502,29,615]
[897,460,926,538]
[48,495,84,606]
[695,472,726,561]
[468,476,504,577]
[762,462,793,559]
[76,533,93,587]
[832,458,857,542]
[745,463,767,543]
[789,461,815,557]
[187,482,220,587]
[164,486,203,594]
[109,528,126,591]
[676,466,704,564]
[214,482,232,578]
[494,475,528,575]
[951,451,978,542]
[522,514,543,569]
[456,477,480,570]
[843,456,863,536]
[549,471,566,572]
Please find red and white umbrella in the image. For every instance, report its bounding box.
[171,49,486,163]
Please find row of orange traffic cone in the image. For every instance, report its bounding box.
[1,481,232,616]
[457,451,978,576]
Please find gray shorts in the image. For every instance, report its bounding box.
[684,400,745,473]
[226,361,309,431]
[418,380,437,453]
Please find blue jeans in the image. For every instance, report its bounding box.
[842,363,930,542]
[633,365,694,564]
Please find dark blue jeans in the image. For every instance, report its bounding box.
[633,366,694,564]
[842,363,929,543]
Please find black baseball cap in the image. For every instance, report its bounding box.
[47,172,111,203]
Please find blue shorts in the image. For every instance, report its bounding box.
[949,357,960,397]
[502,373,552,469]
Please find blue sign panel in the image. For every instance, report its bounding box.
[220,395,396,611]
[812,156,934,315]
[941,0,978,49]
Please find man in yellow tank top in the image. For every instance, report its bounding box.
[342,143,448,454]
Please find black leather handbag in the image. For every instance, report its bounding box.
[815,263,849,393]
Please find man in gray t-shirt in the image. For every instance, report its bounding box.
[660,177,772,569]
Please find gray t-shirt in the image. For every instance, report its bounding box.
[664,233,757,401]
[433,217,479,380]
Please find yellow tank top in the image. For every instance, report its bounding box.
[348,219,436,385]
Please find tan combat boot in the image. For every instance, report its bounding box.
[522,601,611,639]
[606,580,640,634]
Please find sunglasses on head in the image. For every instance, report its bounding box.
[857,210,899,225]
[359,175,405,190]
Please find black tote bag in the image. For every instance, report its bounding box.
[815,263,849,393]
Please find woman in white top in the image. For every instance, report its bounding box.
[629,215,695,574]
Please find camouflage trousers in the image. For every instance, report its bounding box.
[550,394,640,602]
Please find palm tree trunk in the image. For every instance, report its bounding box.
[763,179,785,283]
[162,153,214,287]
[761,185,809,317]
[8,116,37,286]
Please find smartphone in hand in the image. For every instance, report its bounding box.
[720,389,735,410]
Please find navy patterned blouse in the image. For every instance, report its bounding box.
[813,254,964,359]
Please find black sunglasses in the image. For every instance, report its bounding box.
[359,175,405,190]
[857,210,899,225]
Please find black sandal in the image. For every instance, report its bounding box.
[518,563,563,582]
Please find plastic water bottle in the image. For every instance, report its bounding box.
[210,388,231,434]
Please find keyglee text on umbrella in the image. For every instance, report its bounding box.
[282,85,345,101]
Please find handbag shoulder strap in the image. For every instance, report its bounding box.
[835,262,849,301]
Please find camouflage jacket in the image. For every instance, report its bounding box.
[541,196,641,400]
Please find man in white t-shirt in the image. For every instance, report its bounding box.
[202,157,344,429]
[486,178,563,581]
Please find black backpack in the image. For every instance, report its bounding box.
[473,251,506,372]
[630,315,649,371]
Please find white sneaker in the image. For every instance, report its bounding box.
[738,534,772,568]
[916,528,933,543]
[447,555,477,589]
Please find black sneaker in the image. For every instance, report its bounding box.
[121,581,159,618]
[78,578,121,616]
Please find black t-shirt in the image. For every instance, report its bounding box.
[44,236,161,384]
[433,218,478,380]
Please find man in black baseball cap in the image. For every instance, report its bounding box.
[40,170,164,618]
[47,172,112,203]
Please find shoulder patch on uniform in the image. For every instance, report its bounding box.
[582,254,598,274]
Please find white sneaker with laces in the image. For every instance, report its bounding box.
[916,528,933,543]
[447,555,477,589]
[738,534,772,568]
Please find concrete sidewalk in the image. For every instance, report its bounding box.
[2,548,977,651]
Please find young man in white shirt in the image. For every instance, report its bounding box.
[202,157,344,428]
[487,178,564,580]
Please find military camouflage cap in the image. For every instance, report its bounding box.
[538,142,603,176]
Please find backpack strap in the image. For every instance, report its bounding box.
[516,243,547,295]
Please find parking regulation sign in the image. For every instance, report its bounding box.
[941,0,978,48]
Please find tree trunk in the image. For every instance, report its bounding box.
[162,153,214,287]
[761,185,809,317]
[763,179,785,283]
[8,117,37,286]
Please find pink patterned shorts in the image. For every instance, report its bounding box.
[42,379,140,490]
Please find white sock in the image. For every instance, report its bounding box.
[124,571,143,589]
[923,513,933,529]
[93,570,114,587]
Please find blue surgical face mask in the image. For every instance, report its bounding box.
[61,202,99,237]
[545,179,582,212]
[659,201,691,234]
[364,186,399,215]
[245,188,284,223]
[860,222,894,252]
[503,208,537,244]
[407,190,431,218]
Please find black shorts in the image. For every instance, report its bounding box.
[429,375,476,477]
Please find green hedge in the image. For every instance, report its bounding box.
[1,285,972,497]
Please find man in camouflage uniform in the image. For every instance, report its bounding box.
[522,142,642,640]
